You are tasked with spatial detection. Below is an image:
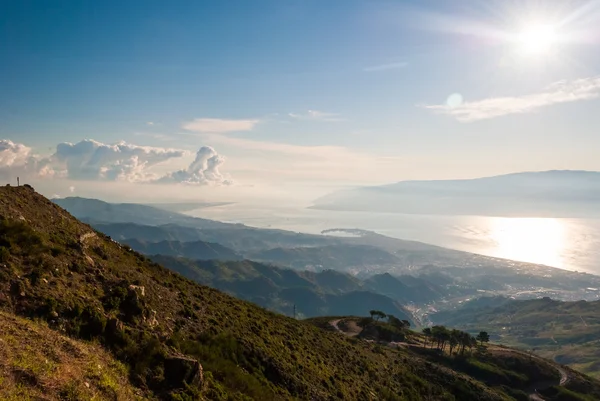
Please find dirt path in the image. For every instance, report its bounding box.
[329,319,343,333]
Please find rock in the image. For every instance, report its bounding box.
[50,311,59,318]
[85,255,95,267]
[128,285,145,297]
[164,355,203,389]
[147,309,159,327]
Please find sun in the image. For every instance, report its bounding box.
[515,23,558,55]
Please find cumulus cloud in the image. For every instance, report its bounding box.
[0,139,234,186]
[0,140,39,180]
[157,146,232,185]
[51,140,186,182]
[424,76,600,122]
[288,110,343,122]
[182,118,259,133]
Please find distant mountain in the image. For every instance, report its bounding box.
[56,197,344,252]
[312,170,600,217]
[54,196,230,228]
[123,238,242,261]
[365,273,445,304]
[247,244,401,271]
[149,256,415,323]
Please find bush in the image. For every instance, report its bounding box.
[0,246,10,262]
[80,306,107,339]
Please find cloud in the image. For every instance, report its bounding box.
[146,122,154,126]
[424,76,600,122]
[156,146,232,185]
[0,140,33,168]
[0,139,236,186]
[182,118,259,133]
[288,110,343,122]
[50,140,186,182]
[363,61,408,72]
[0,140,39,180]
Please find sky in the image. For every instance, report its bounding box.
[2,0,600,203]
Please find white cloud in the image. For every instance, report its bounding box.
[424,76,600,122]
[69,185,75,193]
[0,140,39,181]
[288,110,343,122]
[50,140,186,182]
[363,61,408,72]
[146,122,154,126]
[182,118,259,133]
[156,146,232,186]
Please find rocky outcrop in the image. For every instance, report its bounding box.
[164,355,203,388]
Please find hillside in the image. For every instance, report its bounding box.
[0,311,145,400]
[431,297,600,379]
[4,185,600,400]
[0,185,504,400]
[312,170,600,217]
[148,256,414,323]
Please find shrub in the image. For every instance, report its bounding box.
[0,246,10,262]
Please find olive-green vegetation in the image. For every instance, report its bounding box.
[432,296,600,379]
[1,186,600,400]
[0,311,146,400]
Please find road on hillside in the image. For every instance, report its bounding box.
[495,348,568,400]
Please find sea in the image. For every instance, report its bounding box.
[189,204,600,276]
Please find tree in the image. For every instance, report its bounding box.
[387,315,410,330]
[431,325,449,351]
[448,329,460,355]
[476,331,490,346]
[422,328,432,348]
[369,310,386,322]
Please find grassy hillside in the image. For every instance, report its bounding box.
[0,311,146,400]
[431,297,600,378]
[3,185,600,400]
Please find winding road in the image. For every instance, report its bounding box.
[496,348,569,400]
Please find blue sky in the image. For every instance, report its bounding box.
[2,0,600,201]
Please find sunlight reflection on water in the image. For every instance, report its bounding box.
[189,205,600,274]
[488,218,566,268]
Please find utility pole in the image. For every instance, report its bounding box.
[17,177,20,186]
[293,304,296,319]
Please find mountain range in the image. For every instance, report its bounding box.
[312,170,600,217]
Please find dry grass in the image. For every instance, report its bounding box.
[0,311,147,401]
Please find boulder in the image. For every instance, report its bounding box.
[164,355,203,389]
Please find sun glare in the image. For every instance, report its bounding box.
[490,218,566,268]
[515,23,558,55]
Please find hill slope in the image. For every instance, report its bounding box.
[0,311,145,400]
[431,297,600,378]
[3,186,600,400]
[0,186,502,400]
